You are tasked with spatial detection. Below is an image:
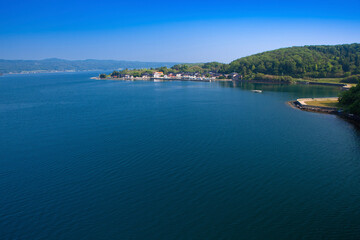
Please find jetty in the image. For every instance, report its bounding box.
[292,97,338,113]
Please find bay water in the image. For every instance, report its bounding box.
[1,72,360,239]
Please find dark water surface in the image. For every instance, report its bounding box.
[1,72,360,239]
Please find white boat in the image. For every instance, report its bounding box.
[251,90,262,93]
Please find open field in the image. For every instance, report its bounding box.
[297,97,339,108]
[302,78,344,84]
[296,78,357,86]
[296,78,342,84]
[304,99,339,108]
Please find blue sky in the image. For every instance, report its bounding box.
[1,0,360,62]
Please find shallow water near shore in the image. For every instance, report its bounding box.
[1,72,360,239]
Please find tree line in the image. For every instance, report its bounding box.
[339,83,360,115]
[227,43,360,79]
[102,44,360,82]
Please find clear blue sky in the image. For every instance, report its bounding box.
[1,0,360,62]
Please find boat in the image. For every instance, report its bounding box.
[251,90,262,93]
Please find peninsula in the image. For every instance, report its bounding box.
[98,43,360,86]
[97,43,360,123]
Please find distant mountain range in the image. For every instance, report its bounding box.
[0,58,180,74]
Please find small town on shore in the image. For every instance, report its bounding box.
[96,68,360,123]
[94,44,360,123]
[96,68,354,90]
[98,70,242,82]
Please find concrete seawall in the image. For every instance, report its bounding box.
[292,97,338,113]
[308,82,345,87]
[290,99,360,126]
[292,100,338,114]
[295,97,339,112]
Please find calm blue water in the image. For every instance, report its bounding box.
[1,72,360,239]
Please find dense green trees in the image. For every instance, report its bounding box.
[110,71,119,77]
[170,62,227,74]
[339,83,360,115]
[101,44,360,81]
[105,62,229,77]
[228,43,360,79]
[170,44,360,79]
[340,74,360,83]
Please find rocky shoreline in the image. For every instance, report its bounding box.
[289,100,360,126]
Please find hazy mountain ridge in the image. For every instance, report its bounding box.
[0,59,180,73]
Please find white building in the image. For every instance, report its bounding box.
[153,72,164,78]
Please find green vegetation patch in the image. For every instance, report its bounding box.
[339,83,360,115]
[100,43,360,84]
[228,43,360,79]
[304,99,339,108]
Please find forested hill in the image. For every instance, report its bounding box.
[106,43,360,83]
[227,43,360,79]
[0,59,179,74]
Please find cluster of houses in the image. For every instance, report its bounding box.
[113,71,242,81]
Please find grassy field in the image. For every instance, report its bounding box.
[296,78,343,84]
[304,99,339,108]
[296,77,357,86]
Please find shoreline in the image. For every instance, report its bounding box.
[93,77,349,87]
[296,81,352,89]
[288,100,338,114]
[92,77,233,82]
[3,69,109,75]
[94,75,360,125]
[288,100,360,126]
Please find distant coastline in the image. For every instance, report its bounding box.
[0,58,180,75]
[96,43,360,87]
[92,76,232,83]
[94,75,351,89]
[94,72,360,125]
[5,69,105,75]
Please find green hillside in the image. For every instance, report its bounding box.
[228,43,360,80]
[339,83,360,115]
[100,43,360,84]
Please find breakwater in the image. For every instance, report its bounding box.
[290,99,360,126]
